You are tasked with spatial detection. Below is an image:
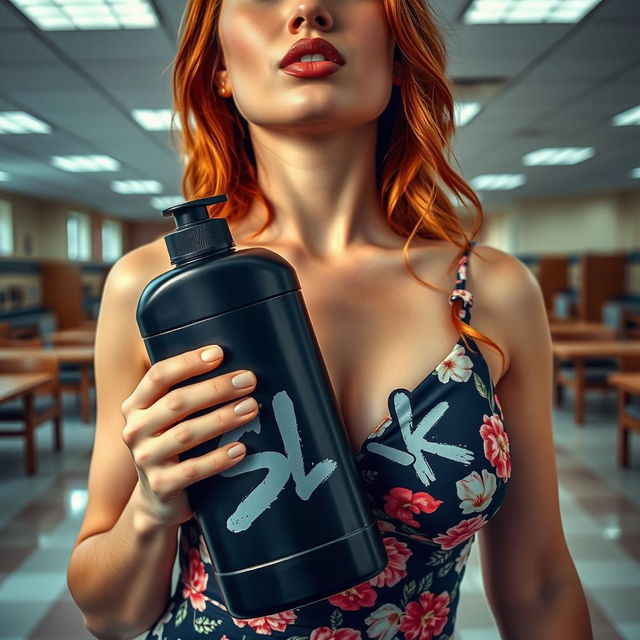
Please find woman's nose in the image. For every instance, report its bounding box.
[286,1,335,34]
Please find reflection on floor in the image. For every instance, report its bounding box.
[0,388,639,639]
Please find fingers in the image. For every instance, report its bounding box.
[121,344,223,418]
[121,345,258,445]
[132,394,259,467]
[143,442,250,501]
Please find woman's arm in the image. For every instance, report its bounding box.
[474,249,592,639]
[67,249,181,639]
[67,245,256,639]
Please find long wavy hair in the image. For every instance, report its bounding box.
[169,0,505,372]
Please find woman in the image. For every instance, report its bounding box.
[67,1,593,639]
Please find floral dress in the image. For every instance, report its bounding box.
[146,242,512,640]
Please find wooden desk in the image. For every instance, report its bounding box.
[0,373,58,474]
[552,340,640,424]
[549,321,616,341]
[47,329,95,345]
[607,372,640,467]
[0,347,94,423]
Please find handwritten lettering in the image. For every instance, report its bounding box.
[365,390,474,487]
[219,390,338,533]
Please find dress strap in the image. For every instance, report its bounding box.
[448,241,475,323]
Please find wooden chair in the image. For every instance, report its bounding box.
[607,371,640,467]
[0,338,43,348]
[0,338,93,417]
[0,357,63,474]
[0,322,10,340]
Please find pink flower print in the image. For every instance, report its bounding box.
[232,609,297,635]
[454,540,473,574]
[435,344,473,384]
[364,603,403,640]
[432,515,488,550]
[398,591,450,640]
[383,487,443,528]
[310,628,362,640]
[376,519,397,534]
[327,581,378,611]
[369,536,412,588]
[456,469,497,514]
[221,636,229,640]
[181,548,209,611]
[480,414,511,480]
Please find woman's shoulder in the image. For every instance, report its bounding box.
[468,243,542,305]
[104,235,172,298]
[100,236,172,370]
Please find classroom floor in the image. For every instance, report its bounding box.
[0,387,639,640]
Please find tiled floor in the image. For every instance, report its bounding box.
[0,387,639,639]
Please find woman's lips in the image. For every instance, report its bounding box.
[280,60,342,79]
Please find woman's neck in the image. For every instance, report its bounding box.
[240,119,402,263]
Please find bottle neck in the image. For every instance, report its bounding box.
[172,244,236,267]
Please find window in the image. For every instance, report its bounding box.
[101,218,122,262]
[67,211,91,261]
[0,200,13,255]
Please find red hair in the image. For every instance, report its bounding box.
[170,0,505,371]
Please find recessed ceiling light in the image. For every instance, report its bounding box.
[613,105,640,127]
[463,0,603,24]
[8,0,158,31]
[454,102,482,127]
[112,180,163,194]
[51,155,121,172]
[132,109,173,131]
[631,168,640,179]
[470,174,526,190]
[0,111,51,134]
[523,147,595,166]
[151,196,185,210]
[0,171,9,181]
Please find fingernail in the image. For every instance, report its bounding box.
[234,398,257,416]
[232,371,255,389]
[228,443,246,458]
[201,345,222,362]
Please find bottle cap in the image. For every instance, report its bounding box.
[162,194,234,265]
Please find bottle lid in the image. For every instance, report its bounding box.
[162,194,234,265]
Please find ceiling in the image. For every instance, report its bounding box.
[0,0,638,219]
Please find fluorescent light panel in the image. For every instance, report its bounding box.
[132,109,173,131]
[151,196,184,210]
[613,105,640,127]
[0,171,9,181]
[112,180,163,194]
[0,111,51,134]
[523,147,595,166]
[631,168,640,179]
[470,174,526,190]
[51,155,120,172]
[454,102,482,127]
[8,0,158,31]
[463,0,603,24]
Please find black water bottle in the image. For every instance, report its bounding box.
[136,195,387,619]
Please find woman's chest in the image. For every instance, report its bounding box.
[269,249,490,456]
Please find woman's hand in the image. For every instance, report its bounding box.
[119,344,258,532]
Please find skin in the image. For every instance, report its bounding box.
[67,1,592,638]
[213,0,403,259]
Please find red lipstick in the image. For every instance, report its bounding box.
[280,37,345,79]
